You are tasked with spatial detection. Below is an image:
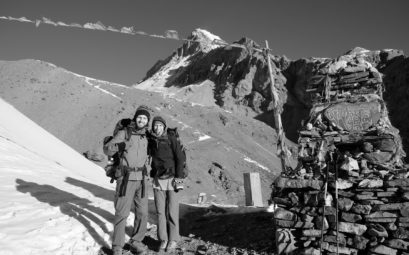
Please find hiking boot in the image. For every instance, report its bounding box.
[128,240,146,254]
[158,240,168,251]
[166,240,178,252]
[112,246,123,255]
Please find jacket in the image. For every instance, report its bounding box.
[104,127,149,181]
[148,131,184,178]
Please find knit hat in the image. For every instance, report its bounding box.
[152,115,167,128]
[133,105,150,121]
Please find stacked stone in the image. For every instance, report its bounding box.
[272,55,409,255]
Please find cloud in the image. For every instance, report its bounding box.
[120,26,135,34]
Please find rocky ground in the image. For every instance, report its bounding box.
[99,204,275,255]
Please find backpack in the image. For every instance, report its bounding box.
[102,118,133,182]
[167,127,189,178]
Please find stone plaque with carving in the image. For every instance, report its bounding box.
[324,102,382,132]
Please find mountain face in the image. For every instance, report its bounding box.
[136,30,409,160]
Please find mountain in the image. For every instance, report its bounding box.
[135,32,409,160]
[0,59,284,205]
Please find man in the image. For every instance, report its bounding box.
[148,116,185,252]
[104,105,151,255]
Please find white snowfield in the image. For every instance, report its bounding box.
[0,98,114,255]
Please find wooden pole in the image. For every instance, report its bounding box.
[265,40,287,173]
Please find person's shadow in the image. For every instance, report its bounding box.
[15,178,113,248]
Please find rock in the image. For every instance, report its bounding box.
[83,150,105,162]
[364,151,393,164]
[321,241,358,255]
[314,216,329,230]
[386,179,409,187]
[377,191,396,197]
[367,223,388,237]
[341,212,362,223]
[370,245,397,255]
[338,190,355,197]
[299,247,320,255]
[274,207,297,221]
[323,101,381,132]
[340,157,359,171]
[338,198,354,211]
[275,177,323,190]
[385,222,397,231]
[351,203,372,215]
[338,222,367,235]
[366,211,398,218]
[352,235,369,250]
[335,179,354,190]
[392,227,409,239]
[374,202,409,211]
[276,228,297,254]
[385,239,409,250]
[323,235,346,246]
[358,179,383,188]
[302,229,323,237]
[403,192,409,201]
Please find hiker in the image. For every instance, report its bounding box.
[148,115,185,252]
[104,105,151,255]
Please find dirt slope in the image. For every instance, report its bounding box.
[0,59,288,205]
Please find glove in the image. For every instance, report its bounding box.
[116,142,126,152]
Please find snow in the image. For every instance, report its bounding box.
[0,98,114,254]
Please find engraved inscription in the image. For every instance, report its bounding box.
[324,102,381,132]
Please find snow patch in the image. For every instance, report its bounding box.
[243,157,270,172]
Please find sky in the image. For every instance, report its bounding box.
[0,0,408,85]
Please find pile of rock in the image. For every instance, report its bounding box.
[272,56,409,254]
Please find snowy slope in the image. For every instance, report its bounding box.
[0,98,115,255]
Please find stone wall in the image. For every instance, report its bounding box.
[272,54,409,255]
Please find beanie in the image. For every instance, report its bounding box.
[133,105,150,121]
[152,116,167,128]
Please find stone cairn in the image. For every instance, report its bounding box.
[272,54,409,255]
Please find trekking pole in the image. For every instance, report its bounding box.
[319,160,330,255]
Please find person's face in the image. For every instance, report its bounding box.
[153,121,165,136]
[135,115,148,128]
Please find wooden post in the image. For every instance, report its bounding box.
[265,40,288,173]
[243,172,263,207]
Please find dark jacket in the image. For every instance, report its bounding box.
[148,131,184,178]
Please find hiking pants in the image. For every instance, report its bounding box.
[112,179,148,248]
[154,189,179,242]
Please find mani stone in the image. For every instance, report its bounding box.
[338,222,367,235]
[338,190,355,197]
[355,193,376,200]
[386,178,409,187]
[385,239,409,250]
[370,245,397,255]
[400,217,409,222]
[338,198,354,211]
[323,101,381,132]
[274,207,297,221]
[341,212,362,223]
[351,203,372,215]
[358,179,383,188]
[275,177,323,190]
